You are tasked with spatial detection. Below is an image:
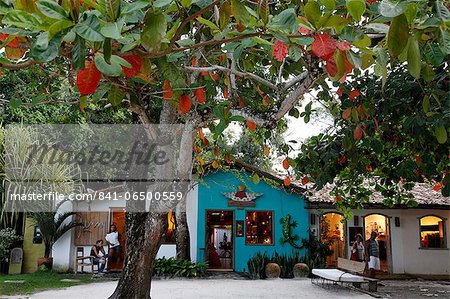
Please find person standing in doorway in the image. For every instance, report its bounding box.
[365,231,380,277]
[105,224,121,271]
[351,234,364,262]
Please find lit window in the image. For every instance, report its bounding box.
[163,210,176,244]
[419,216,446,249]
[246,211,273,245]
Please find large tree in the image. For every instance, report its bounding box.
[0,0,448,298]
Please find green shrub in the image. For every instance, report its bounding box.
[247,252,270,279]
[0,228,22,262]
[153,257,206,278]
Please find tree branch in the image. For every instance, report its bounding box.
[0,60,36,70]
[184,65,277,90]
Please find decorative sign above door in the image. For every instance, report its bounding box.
[222,186,262,208]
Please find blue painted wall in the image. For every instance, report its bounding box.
[197,170,309,272]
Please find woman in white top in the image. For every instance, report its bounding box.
[350,234,365,262]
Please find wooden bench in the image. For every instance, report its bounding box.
[74,247,99,274]
[311,257,378,292]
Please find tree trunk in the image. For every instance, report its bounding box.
[108,212,167,299]
[175,199,190,261]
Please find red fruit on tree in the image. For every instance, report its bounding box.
[337,86,344,96]
[122,55,142,78]
[194,87,206,104]
[284,177,291,186]
[336,41,351,51]
[0,33,19,48]
[246,120,256,131]
[311,33,336,60]
[163,81,173,100]
[272,40,289,62]
[349,89,361,101]
[76,61,102,95]
[301,176,309,185]
[353,125,364,140]
[180,94,192,113]
[282,158,290,170]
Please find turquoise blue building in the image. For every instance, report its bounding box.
[195,162,309,272]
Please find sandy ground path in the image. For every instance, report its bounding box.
[5,279,371,299]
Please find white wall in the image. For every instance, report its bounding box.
[309,207,450,275]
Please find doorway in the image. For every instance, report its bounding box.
[205,210,234,271]
[364,214,391,273]
[320,213,346,268]
[108,208,126,271]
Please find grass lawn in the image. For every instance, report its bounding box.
[0,271,102,296]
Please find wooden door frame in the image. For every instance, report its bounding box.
[362,213,393,273]
[318,212,348,260]
[204,209,235,271]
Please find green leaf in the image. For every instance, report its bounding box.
[93,82,112,102]
[379,0,407,18]
[422,95,430,113]
[290,37,314,46]
[82,0,106,15]
[289,45,303,62]
[196,16,219,31]
[3,10,42,32]
[321,0,336,11]
[94,53,124,77]
[406,35,420,79]
[440,28,450,54]
[424,43,445,66]
[322,15,347,34]
[387,14,409,57]
[100,21,123,39]
[74,14,104,42]
[37,0,69,20]
[231,0,252,25]
[435,125,448,144]
[9,98,22,108]
[108,86,125,106]
[29,32,64,62]
[48,19,74,39]
[219,0,231,29]
[72,34,86,71]
[105,0,120,21]
[269,8,297,32]
[141,11,166,53]
[421,63,435,82]
[304,1,321,26]
[346,0,365,22]
[403,3,418,25]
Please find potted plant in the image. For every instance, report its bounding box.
[30,211,81,269]
[0,228,23,274]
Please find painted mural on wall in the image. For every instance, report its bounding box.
[222,185,262,208]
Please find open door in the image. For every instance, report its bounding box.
[364,214,391,273]
[205,210,234,271]
[320,213,346,268]
[109,208,126,271]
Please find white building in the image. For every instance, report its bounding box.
[307,183,450,276]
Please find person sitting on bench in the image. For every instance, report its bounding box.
[90,239,107,273]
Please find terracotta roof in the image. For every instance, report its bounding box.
[307,182,450,208]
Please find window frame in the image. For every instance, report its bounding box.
[418,214,448,250]
[245,210,274,246]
